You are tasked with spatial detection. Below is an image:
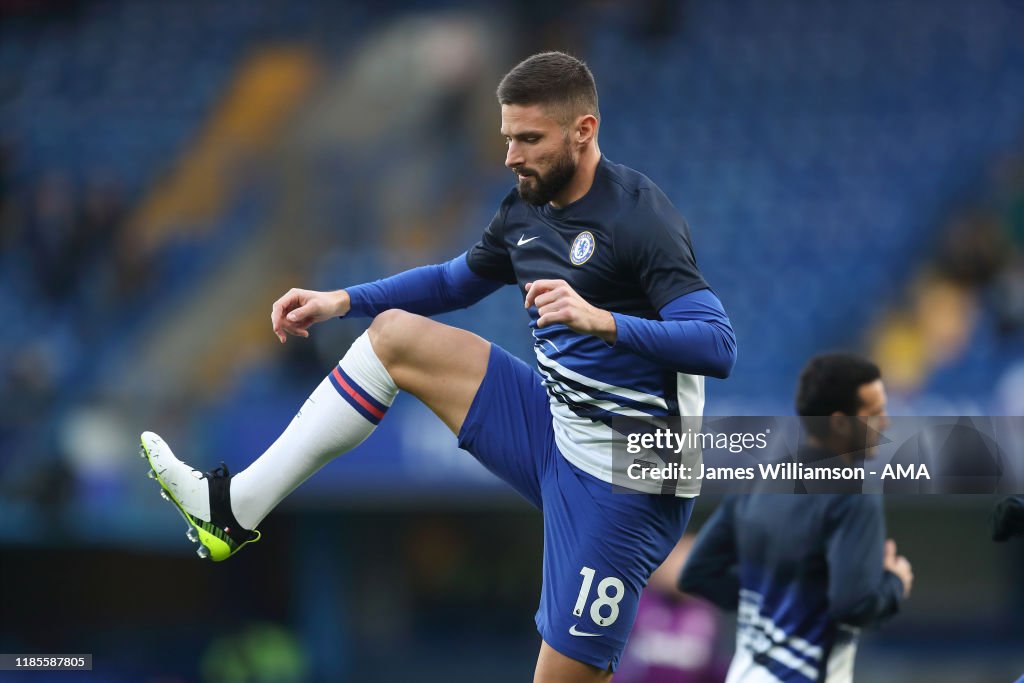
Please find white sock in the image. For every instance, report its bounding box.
[229,332,398,529]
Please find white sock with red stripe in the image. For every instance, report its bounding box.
[229,331,398,529]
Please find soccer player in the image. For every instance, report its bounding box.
[141,51,736,681]
[615,534,729,683]
[678,353,913,683]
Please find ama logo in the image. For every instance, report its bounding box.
[570,231,596,265]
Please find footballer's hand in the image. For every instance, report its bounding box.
[524,279,616,343]
[271,288,350,343]
[883,539,914,598]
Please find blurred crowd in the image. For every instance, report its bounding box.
[872,142,1024,399]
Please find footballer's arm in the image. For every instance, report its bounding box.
[272,253,502,341]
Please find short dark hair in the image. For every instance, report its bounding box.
[496,51,599,125]
[796,353,881,437]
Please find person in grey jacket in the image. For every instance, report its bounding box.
[678,353,913,683]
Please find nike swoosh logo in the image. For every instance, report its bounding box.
[517,235,541,246]
[569,625,601,637]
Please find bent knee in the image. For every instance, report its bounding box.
[366,309,431,368]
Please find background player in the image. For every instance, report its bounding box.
[678,353,913,682]
[140,51,736,682]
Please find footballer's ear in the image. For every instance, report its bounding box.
[828,411,852,437]
[575,114,598,145]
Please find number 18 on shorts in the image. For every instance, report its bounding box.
[573,566,626,628]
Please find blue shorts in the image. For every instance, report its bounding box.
[457,344,694,671]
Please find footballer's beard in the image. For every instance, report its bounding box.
[516,148,577,206]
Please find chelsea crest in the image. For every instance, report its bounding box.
[570,231,596,265]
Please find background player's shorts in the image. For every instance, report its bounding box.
[458,343,694,671]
